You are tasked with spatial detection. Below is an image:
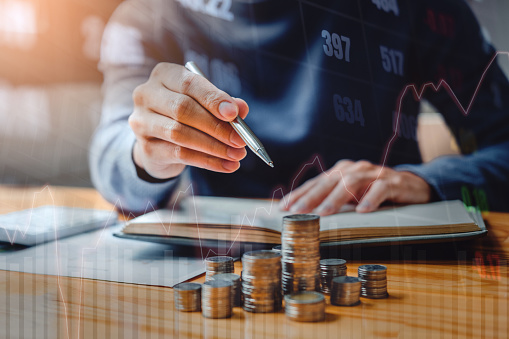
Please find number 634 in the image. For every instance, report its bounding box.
[333,94,365,127]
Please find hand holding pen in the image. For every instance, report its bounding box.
[128,62,272,180]
[185,62,273,167]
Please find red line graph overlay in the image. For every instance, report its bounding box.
[284,51,508,207]
[1,51,508,339]
[381,51,506,174]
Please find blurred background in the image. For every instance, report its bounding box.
[0,0,507,188]
[0,0,121,187]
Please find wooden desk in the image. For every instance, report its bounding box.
[0,186,507,338]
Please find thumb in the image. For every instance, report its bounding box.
[232,97,249,119]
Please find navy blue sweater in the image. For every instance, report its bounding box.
[90,0,509,212]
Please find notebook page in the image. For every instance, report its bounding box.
[319,200,475,231]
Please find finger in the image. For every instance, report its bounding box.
[283,160,354,212]
[178,146,241,173]
[153,63,240,121]
[356,179,389,213]
[137,112,247,162]
[133,140,186,180]
[314,171,379,216]
[313,184,356,216]
[134,87,246,148]
[289,172,341,213]
[280,178,317,211]
[142,139,241,174]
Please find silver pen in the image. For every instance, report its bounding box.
[185,61,274,168]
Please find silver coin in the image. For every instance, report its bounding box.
[174,283,202,312]
[205,256,234,281]
[210,273,242,307]
[357,265,389,299]
[331,276,361,306]
[320,259,347,266]
[243,250,281,260]
[206,256,234,263]
[284,292,325,322]
[241,249,282,313]
[359,264,387,272]
[201,279,233,319]
[319,259,348,294]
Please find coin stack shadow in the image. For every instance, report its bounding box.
[330,276,361,306]
[205,256,234,281]
[201,279,233,318]
[281,214,321,294]
[241,250,282,313]
[358,264,388,299]
[319,259,347,294]
[174,282,202,312]
[284,291,326,322]
[210,273,242,307]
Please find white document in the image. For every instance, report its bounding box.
[0,205,117,246]
[0,224,206,287]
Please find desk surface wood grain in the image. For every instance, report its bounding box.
[0,186,507,339]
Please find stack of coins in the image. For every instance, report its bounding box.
[284,291,326,322]
[201,279,233,319]
[174,282,202,312]
[272,245,282,254]
[358,264,388,299]
[330,276,361,306]
[281,214,321,294]
[319,259,347,294]
[210,273,242,307]
[205,256,234,281]
[241,250,282,313]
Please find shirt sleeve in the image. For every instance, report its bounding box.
[89,0,183,213]
[397,1,509,212]
[396,141,509,211]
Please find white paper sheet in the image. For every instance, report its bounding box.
[0,224,206,287]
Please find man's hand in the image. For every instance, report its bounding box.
[129,62,249,180]
[280,160,431,215]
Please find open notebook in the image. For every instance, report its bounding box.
[116,198,487,248]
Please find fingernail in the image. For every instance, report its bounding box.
[356,201,371,212]
[230,130,245,147]
[290,202,306,213]
[226,147,246,160]
[222,160,239,171]
[219,101,238,120]
[315,204,332,215]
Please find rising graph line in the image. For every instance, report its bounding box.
[2,51,507,339]
[285,51,508,206]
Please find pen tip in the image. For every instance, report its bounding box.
[269,162,274,168]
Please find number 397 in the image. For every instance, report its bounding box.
[322,30,351,62]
